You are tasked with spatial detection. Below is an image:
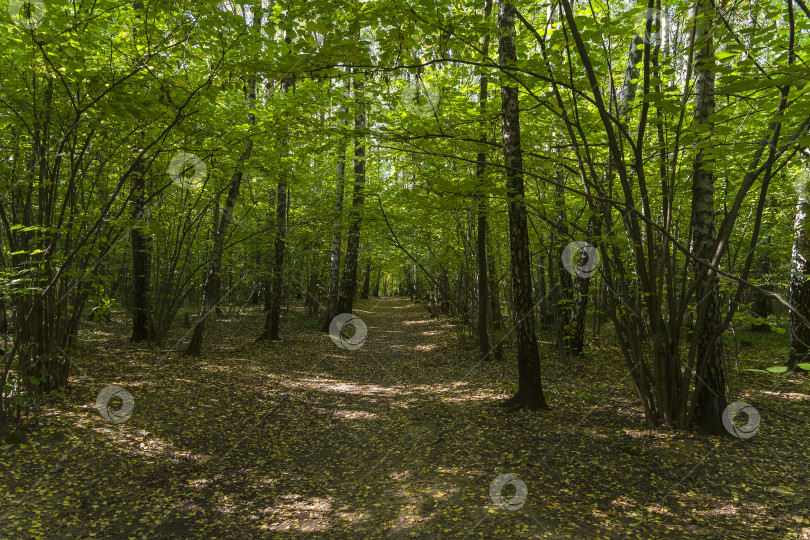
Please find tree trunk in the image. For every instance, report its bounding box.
[263,193,276,314]
[185,69,256,354]
[536,252,549,328]
[487,219,504,360]
[790,172,810,369]
[337,70,366,316]
[210,196,221,307]
[475,0,494,360]
[321,75,349,332]
[751,252,772,332]
[476,191,492,360]
[498,0,548,410]
[373,266,381,297]
[261,179,288,341]
[130,153,155,342]
[259,38,297,341]
[458,266,470,325]
[567,243,592,356]
[404,265,414,300]
[360,258,371,299]
[690,0,726,433]
[304,248,321,316]
[554,178,572,360]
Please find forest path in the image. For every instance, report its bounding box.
[239,296,504,536]
[139,295,534,539]
[3,298,808,539]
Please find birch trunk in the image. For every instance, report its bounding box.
[498,0,548,410]
[690,0,727,433]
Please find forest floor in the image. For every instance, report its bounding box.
[1,297,809,539]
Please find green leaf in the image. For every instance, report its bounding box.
[29,376,41,386]
[766,366,788,373]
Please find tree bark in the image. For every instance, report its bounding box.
[536,251,550,328]
[305,248,321,316]
[337,69,367,315]
[554,177,572,360]
[404,265,414,300]
[185,45,257,354]
[690,0,727,433]
[475,166,492,350]
[130,152,155,342]
[258,35,297,341]
[475,0,494,361]
[210,196,221,308]
[321,75,349,332]
[751,251,772,332]
[498,0,548,410]
[790,172,810,369]
[373,266,381,297]
[567,244,591,356]
[185,162,249,354]
[487,219,504,359]
[360,258,371,299]
[261,178,288,340]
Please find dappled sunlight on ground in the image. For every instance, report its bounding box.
[759,389,810,401]
[285,377,409,396]
[3,298,809,538]
[402,319,432,325]
[420,330,444,336]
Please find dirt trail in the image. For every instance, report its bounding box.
[4,297,805,539]
[160,296,507,538]
[242,297,519,537]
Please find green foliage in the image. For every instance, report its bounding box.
[744,363,810,380]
